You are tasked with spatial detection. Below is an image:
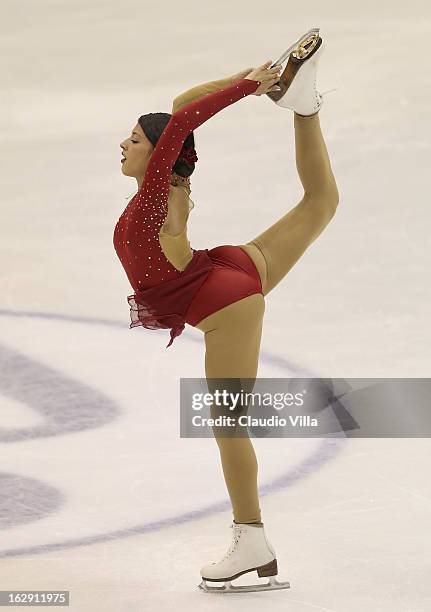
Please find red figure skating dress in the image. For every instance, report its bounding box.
[113,78,263,347]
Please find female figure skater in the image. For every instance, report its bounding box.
[114,27,339,593]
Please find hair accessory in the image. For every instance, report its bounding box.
[180,145,198,165]
[170,173,191,191]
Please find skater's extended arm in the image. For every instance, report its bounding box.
[171,77,233,113]
[171,69,253,113]
[138,77,260,222]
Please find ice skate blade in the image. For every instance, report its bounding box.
[270,27,320,69]
[198,576,291,593]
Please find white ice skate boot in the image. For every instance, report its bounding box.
[198,521,290,593]
[267,28,336,116]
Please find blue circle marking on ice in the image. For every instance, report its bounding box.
[0,308,347,558]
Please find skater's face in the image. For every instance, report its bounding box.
[120,123,153,180]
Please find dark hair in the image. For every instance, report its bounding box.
[138,112,196,178]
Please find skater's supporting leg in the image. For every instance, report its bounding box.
[239,111,339,296]
[195,293,265,524]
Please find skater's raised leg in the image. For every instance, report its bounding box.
[239,111,339,295]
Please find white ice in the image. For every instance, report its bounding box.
[1,0,430,610]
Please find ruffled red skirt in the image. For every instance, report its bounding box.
[128,245,262,348]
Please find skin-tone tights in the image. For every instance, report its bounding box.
[160,77,339,524]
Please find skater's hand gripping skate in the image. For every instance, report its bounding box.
[228,67,254,85]
[244,61,282,95]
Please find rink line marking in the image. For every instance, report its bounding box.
[0,308,318,377]
[0,309,348,558]
[0,437,346,558]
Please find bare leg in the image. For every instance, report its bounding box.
[239,111,339,296]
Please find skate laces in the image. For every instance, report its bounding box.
[220,524,244,561]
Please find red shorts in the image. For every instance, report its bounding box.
[185,245,263,327]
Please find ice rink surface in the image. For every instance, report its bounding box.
[1,0,430,609]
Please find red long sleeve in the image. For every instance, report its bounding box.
[113,78,260,292]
